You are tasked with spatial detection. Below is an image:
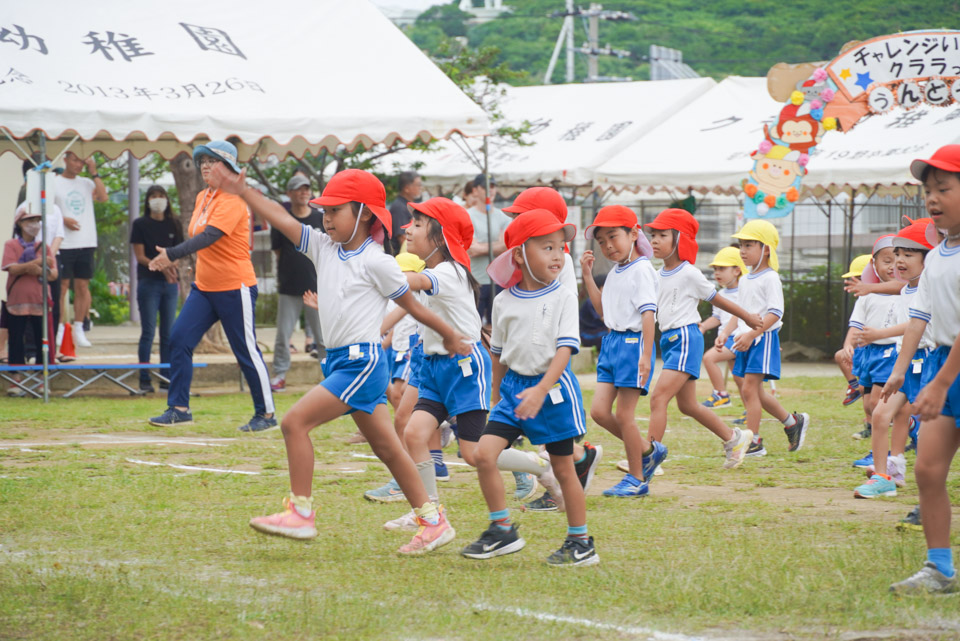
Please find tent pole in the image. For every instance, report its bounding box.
[38,132,50,403]
[483,136,494,315]
[128,154,140,325]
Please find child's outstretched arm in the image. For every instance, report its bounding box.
[380,305,408,335]
[845,279,902,297]
[699,316,721,334]
[404,272,433,292]
[639,310,655,387]
[490,353,506,406]
[711,293,763,330]
[858,322,908,345]
[393,290,471,356]
[579,250,603,319]
[514,346,573,420]
[716,316,738,351]
[881,317,927,401]
[732,312,779,352]
[208,164,302,245]
[914,331,960,421]
[841,326,860,360]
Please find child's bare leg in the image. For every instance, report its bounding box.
[891,399,911,457]
[834,348,854,381]
[475,434,510,513]
[614,387,649,479]
[589,382,621,437]
[914,415,960,550]
[550,452,585,528]
[676,378,734,441]
[758,383,789,422]
[393,384,418,441]
[355,404,429,508]
[648,369,689,442]
[281,384,352,497]
[703,347,727,393]
[869,391,897,476]
[740,373,765,435]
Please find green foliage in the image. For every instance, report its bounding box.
[405,1,954,83]
[88,269,129,325]
[254,292,278,326]
[781,263,846,352]
[415,3,472,37]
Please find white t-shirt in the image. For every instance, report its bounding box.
[710,286,739,329]
[736,268,784,334]
[298,226,408,348]
[490,279,580,376]
[559,252,577,294]
[392,295,421,353]
[909,241,960,348]
[848,292,900,346]
[601,256,658,332]
[897,284,934,351]
[421,260,482,355]
[53,175,97,249]
[467,206,511,285]
[656,261,717,331]
[15,202,64,253]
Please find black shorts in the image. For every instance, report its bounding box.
[59,247,95,280]
[412,397,488,443]
[482,420,574,456]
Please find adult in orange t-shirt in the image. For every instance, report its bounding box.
[146,140,275,432]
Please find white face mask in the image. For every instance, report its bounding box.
[21,221,41,237]
[148,197,168,213]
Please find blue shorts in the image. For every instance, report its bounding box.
[660,323,704,380]
[733,330,781,380]
[921,346,960,428]
[320,342,388,414]
[596,330,656,393]
[417,342,492,417]
[383,347,396,370]
[724,334,736,351]
[898,348,927,403]
[407,342,424,388]
[390,348,411,382]
[858,343,897,388]
[852,346,866,382]
[487,366,586,445]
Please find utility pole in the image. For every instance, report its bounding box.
[565,0,574,83]
[544,2,636,84]
[587,3,599,81]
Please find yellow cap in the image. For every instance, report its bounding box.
[709,246,747,273]
[732,220,780,271]
[395,252,425,273]
[841,254,872,279]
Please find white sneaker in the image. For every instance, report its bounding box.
[723,428,754,470]
[439,421,454,449]
[383,509,419,532]
[889,454,907,487]
[537,466,565,513]
[72,322,92,348]
[55,323,65,349]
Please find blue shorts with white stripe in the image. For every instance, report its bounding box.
[660,323,704,380]
[320,342,389,415]
[487,365,586,445]
[417,341,492,419]
[733,329,781,381]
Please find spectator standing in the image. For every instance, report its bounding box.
[130,186,183,393]
[270,175,326,392]
[466,174,510,326]
[53,151,107,348]
[386,171,422,256]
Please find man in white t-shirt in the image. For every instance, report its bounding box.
[53,151,107,347]
[466,174,510,326]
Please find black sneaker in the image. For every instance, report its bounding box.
[746,438,767,457]
[852,423,872,440]
[896,506,923,532]
[239,414,278,432]
[784,412,810,452]
[524,492,559,512]
[574,442,603,490]
[460,524,525,559]
[139,381,155,394]
[149,407,193,426]
[546,535,599,567]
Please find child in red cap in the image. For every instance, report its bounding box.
[460,209,596,566]
[645,209,760,476]
[885,145,960,594]
[580,205,661,497]
[853,223,933,499]
[211,166,471,556]
[382,197,493,534]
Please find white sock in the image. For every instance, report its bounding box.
[496,449,548,476]
[724,427,741,445]
[781,414,797,428]
[415,459,439,502]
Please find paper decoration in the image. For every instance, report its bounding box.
[743,29,960,219]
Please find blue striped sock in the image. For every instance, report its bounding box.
[430,450,443,465]
[490,509,511,531]
[568,524,588,542]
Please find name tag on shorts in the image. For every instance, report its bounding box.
[349,345,362,360]
[625,337,639,344]
[549,384,564,404]
[912,358,923,373]
[395,349,406,362]
[458,357,473,377]
[883,347,894,359]
[668,334,678,342]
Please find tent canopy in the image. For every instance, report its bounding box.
[378,77,715,191]
[594,76,960,199]
[0,0,489,161]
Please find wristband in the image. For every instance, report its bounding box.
[90,174,100,179]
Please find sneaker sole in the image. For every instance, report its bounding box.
[240,425,280,433]
[580,445,603,491]
[854,488,897,498]
[703,401,731,410]
[548,553,600,567]
[364,492,407,503]
[896,522,924,532]
[842,397,861,406]
[524,503,558,512]
[436,475,451,482]
[788,414,810,452]
[249,521,317,539]
[398,525,456,555]
[745,448,767,457]
[149,419,193,427]
[383,518,419,532]
[461,537,526,559]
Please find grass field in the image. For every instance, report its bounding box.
[1,375,958,640]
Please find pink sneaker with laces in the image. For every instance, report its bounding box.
[397,505,456,555]
[249,497,317,540]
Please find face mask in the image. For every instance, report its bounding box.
[21,221,41,237]
[148,198,167,213]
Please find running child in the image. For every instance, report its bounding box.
[462,209,596,565]
[644,209,757,475]
[723,220,810,455]
[884,145,960,595]
[854,222,934,498]
[699,246,748,410]
[836,254,871,409]
[210,167,471,556]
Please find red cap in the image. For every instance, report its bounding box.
[910,145,960,181]
[584,205,653,259]
[404,198,474,270]
[645,208,700,264]
[487,209,576,288]
[894,222,935,251]
[311,169,391,242]
[502,187,567,222]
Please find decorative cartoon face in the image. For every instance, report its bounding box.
[752,155,801,193]
[796,78,824,102]
[773,105,823,153]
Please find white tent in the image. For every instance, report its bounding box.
[0,0,489,161]
[594,76,960,198]
[378,77,715,191]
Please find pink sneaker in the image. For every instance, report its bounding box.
[249,497,317,540]
[397,506,456,555]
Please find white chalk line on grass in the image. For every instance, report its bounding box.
[125,458,259,475]
[0,434,232,449]
[349,452,470,467]
[471,603,705,641]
